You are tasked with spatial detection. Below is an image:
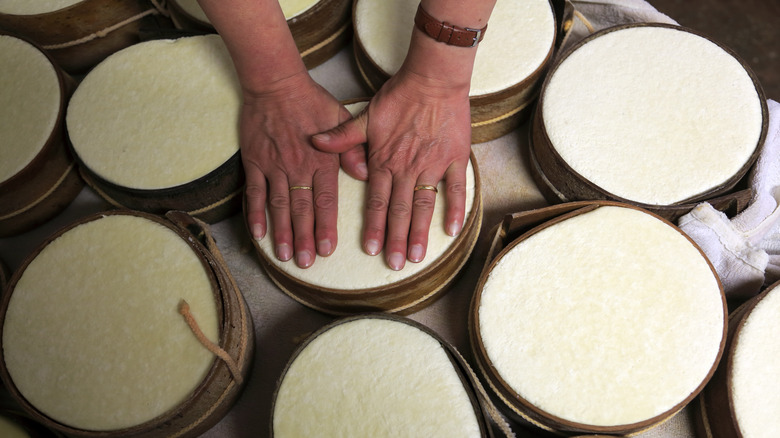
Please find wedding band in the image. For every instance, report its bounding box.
[289,186,313,192]
[414,185,438,193]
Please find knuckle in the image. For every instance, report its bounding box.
[290,198,313,217]
[268,193,289,210]
[412,195,436,210]
[366,194,389,212]
[447,180,468,196]
[314,190,337,210]
[244,184,266,200]
[388,201,412,218]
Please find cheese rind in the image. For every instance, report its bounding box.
[730,285,780,438]
[3,214,220,431]
[0,35,60,183]
[66,35,240,190]
[0,0,81,14]
[354,0,555,96]
[541,26,763,205]
[273,318,482,437]
[478,206,724,427]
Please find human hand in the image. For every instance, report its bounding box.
[242,71,351,268]
[313,69,472,271]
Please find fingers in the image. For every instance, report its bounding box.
[244,160,268,241]
[312,111,368,154]
[406,175,441,264]
[443,161,468,237]
[340,144,368,181]
[312,168,339,257]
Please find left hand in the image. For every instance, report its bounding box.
[313,68,472,271]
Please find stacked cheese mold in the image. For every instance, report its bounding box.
[272,315,491,437]
[352,0,557,143]
[470,202,727,435]
[168,0,352,68]
[0,211,253,438]
[696,280,780,438]
[0,33,83,237]
[0,0,154,73]
[66,34,243,223]
[531,24,767,221]
[251,99,483,315]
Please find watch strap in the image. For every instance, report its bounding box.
[414,4,488,48]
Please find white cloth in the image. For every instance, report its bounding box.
[679,100,780,299]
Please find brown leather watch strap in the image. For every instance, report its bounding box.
[414,3,487,48]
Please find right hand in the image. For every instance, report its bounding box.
[241,71,351,269]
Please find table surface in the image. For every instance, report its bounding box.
[0,44,703,438]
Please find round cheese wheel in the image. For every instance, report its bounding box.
[538,24,765,207]
[354,0,555,97]
[0,0,81,15]
[273,316,486,437]
[67,34,240,190]
[727,283,780,437]
[1,213,220,431]
[0,34,60,184]
[473,204,725,433]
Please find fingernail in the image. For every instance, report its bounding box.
[318,239,333,256]
[276,243,292,261]
[408,244,424,263]
[313,133,330,143]
[447,220,462,237]
[388,252,405,271]
[251,224,265,240]
[365,239,381,256]
[357,162,368,179]
[296,250,313,268]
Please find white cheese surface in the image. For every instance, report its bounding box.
[0,0,81,14]
[173,0,319,23]
[255,160,475,289]
[3,214,219,431]
[273,318,482,437]
[0,35,60,183]
[66,35,240,189]
[478,206,724,426]
[355,0,555,96]
[542,26,763,205]
[730,285,780,438]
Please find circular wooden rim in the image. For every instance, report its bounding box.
[533,23,769,211]
[350,0,558,104]
[0,32,70,192]
[251,153,483,315]
[0,210,247,437]
[469,201,728,434]
[269,314,491,437]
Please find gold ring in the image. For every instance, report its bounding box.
[289,186,313,192]
[414,185,438,193]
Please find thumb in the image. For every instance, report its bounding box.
[312,110,368,154]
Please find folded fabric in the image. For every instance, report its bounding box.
[678,100,780,300]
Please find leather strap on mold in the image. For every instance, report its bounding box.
[179,299,243,385]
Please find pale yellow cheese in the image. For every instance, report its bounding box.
[0,416,29,438]
[542,26,763,205]
[478,206,724,426]
[3,214,219,431]
[255,160,476,289]
[173,0,319,23]
[730,284,780,438]
[273,318,482,437]
[354,0,555,96]
[0,35,60,183]
[0,0,81,14]
[66,35,240,189]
